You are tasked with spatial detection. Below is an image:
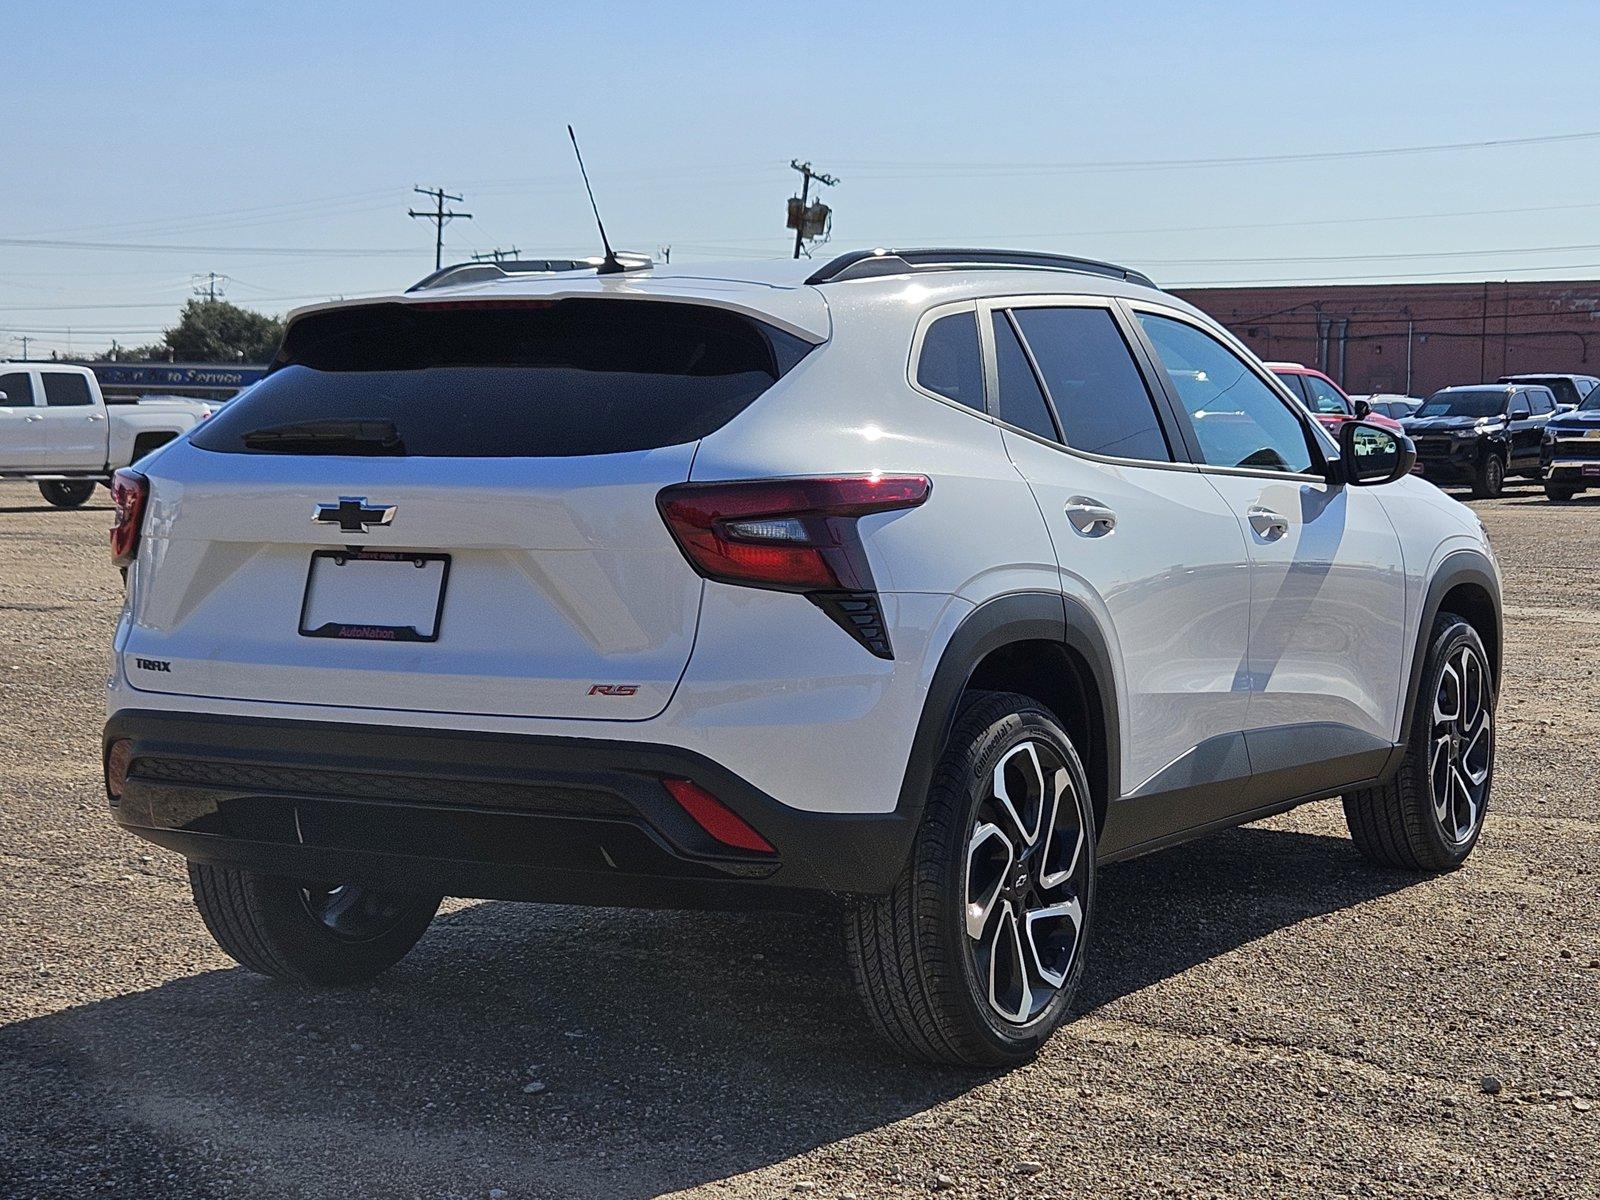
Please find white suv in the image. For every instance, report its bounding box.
[103,249,1502,1065]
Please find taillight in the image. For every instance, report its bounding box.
[110,469,148,568]
[656,473,929,659]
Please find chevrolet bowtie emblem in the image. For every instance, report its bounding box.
[312,497,396,534]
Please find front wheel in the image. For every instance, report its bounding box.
[188,862,441,985]
[38,480,96,508]
[1470,453,1505,499]
[844,691,1096,1065]
[1544,482,1581,502]
[1343,616,1494,871]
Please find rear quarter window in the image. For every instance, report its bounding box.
[191,299,813,457]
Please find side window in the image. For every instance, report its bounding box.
[915,311,985,412]
[1301,373,1350,416]
[1276,372,1311,404]
[0,371,36,406]
[42,374,93,407]
[1137,313,1316,475]
[1010,306,1171,462]
[1528,389,1553,415]
[990,312,1061,442]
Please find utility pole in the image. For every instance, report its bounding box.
[16,334,33,359]
[469,247,521,263]
[658,244,672,264]
[787,160,838,259]
[192,272,227,302]
[409,185,472,271]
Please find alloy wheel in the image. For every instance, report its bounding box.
[1430,642,1493,845]
[963,740,1090,1026]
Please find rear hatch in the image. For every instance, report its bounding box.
[122,296,815,720]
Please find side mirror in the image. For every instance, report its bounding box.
[1353,398,1371,419]
[0,391,9,403]
[1339,420,1415,486]
[1509,404,1530,420]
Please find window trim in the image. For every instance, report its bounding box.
[905,300,998,422]
[973,293,1196,472]
[1121,299,1337,483]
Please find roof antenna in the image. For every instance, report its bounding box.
[567,124,625,275]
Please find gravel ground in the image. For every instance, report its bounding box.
[0,479,1595,1200]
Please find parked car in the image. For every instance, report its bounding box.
[1496,372,1599,414]
[103,248,1500,1066]
[1266,362,1404,434]
[0,363,212,507]
[1404,383,1556,497]
[1539,385,1600,500]
[1351,394,1422,422]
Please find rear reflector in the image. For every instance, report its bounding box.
[105,738,133,802]
[662,778,775,854]
[110,469,149,568]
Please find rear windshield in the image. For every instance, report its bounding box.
[191,299,813,457]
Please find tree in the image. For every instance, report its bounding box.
[160,299,284,363]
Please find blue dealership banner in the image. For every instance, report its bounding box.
[90,363,267,390]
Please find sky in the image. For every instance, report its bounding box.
[5,0,1600,358]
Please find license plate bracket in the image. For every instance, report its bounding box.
[1583,465,1600,478]
[298,549,450,642]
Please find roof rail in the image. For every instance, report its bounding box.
[407,253,653,293]
[805,247,1157,290]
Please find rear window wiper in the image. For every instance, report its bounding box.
[240,420,406,455]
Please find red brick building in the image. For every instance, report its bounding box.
[1172,279,1600,397]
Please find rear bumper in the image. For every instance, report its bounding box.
[104,710,918,907]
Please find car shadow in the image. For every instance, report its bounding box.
[0,503,113,515]
[0,824,1422,1195]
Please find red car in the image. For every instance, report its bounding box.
[1267,362,1405,435]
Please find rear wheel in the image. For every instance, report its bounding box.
[1471,453,1505,499]
[844,691,1096,1065]
[38,480,96,508]
[1544,482,1581,502]
[187,862,441,985]
[1343,616,1494,871]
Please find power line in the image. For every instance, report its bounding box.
[408,185,472,271]
[0,236,415,257]
[827,129,1600,177]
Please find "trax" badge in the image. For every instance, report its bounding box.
[134,658,172,673]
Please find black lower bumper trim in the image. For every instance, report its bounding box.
[104,710,917,905]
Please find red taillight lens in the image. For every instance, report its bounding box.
[110,469,148,568]
[105,738,133,802]
[656,474,930,592]
[663,778,775,854]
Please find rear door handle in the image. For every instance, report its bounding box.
[1064,497,1117,536]
[24,414,44,422]
[1248,505,1290,539]
[87,413,106,422]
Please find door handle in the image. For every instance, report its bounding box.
[1064,497,1117,536]
[1248,505,1290,539]
[24,414,44,422]
[87,413,106,422]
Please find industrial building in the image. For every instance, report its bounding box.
[1174,279,1600,397]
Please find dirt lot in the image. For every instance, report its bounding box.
[0,479,1595,1200]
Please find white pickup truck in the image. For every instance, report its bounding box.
[0,362,213,507]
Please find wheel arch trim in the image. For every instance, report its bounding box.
[1397,548,1502,755]
[896,590,1123,822]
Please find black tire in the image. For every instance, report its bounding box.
[1470,453,1505,499]
[1544,482,1580,502]
[1343,616,1494,872]
[38,480,96,508]
[844,691,1097,1066]
[187,862,441,986]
